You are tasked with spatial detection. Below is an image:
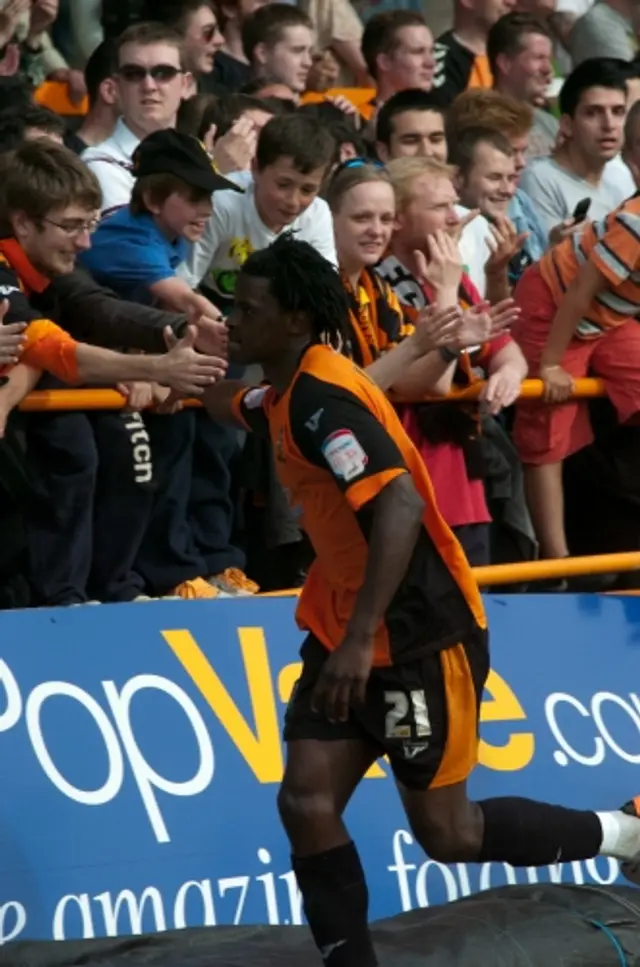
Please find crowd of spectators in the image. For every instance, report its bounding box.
[0,0,640,609]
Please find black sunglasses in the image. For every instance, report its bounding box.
[117,64,184,83]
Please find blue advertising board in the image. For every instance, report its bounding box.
[1,593,640,945]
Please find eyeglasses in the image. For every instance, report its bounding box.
[117,64,184,84]
[332,156,385,178]
[44,216,100,237]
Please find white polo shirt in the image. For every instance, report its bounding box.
[82,118,140,215]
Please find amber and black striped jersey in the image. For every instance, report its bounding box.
[343,267,413,367]
[232,344,486,667]
[0,239,79,382]
[432,30,493,103]
[539,193,640,339]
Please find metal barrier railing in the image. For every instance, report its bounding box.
[17,377,607,412]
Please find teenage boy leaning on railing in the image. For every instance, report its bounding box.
[511,191,640,568]
[0,139,227,437]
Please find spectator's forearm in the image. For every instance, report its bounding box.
[365,338,422,393]
[489,342,528,380]
[540,303,583,368]
[540,263,606,367]
[75,345,161,385]
[51,270,187,353]
[149,277,219,320]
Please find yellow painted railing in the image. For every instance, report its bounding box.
[473,551,640,587]
[19,377,633,591]
[18,378,607,412]
[260,552,640,595]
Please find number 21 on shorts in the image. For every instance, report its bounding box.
[384,690,432,739]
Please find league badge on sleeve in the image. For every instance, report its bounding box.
[321,429,369,482]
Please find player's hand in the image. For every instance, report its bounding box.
[479,364,523,415]
[154,387,184,414]
[311,631,375,723]
[485,216,528,276]
[414,232,463,293]
[412,304,462,356]
[540,362,574,403]
[0,301,26,366]
[161,325,227,395]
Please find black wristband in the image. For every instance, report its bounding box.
[439,346,461,364]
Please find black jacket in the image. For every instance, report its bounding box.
[44,268,188,354]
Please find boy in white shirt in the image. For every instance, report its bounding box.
[181,112,337,310]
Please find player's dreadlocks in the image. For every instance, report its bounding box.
[241,234,353,355]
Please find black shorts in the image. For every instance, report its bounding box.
[283,630,490,790]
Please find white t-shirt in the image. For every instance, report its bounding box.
[180,171,338,304]
[456,205,493,299]
[519,155,635,238]
[82,117,139,215]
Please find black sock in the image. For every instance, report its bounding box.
[478,797,602,865]
[293,841,378,967]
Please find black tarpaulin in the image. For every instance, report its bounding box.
[1,884,640,967]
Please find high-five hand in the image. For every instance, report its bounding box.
[161,325,227,395]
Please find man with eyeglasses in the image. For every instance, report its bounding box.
[83,22,191,217]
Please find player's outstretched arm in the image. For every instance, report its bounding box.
[201,379,254,426]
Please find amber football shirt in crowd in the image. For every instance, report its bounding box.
[0,238,79,382]
[342,267,413,366]
[432,30,493,103]
[232,344,486,667]
[538,193,640,339]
